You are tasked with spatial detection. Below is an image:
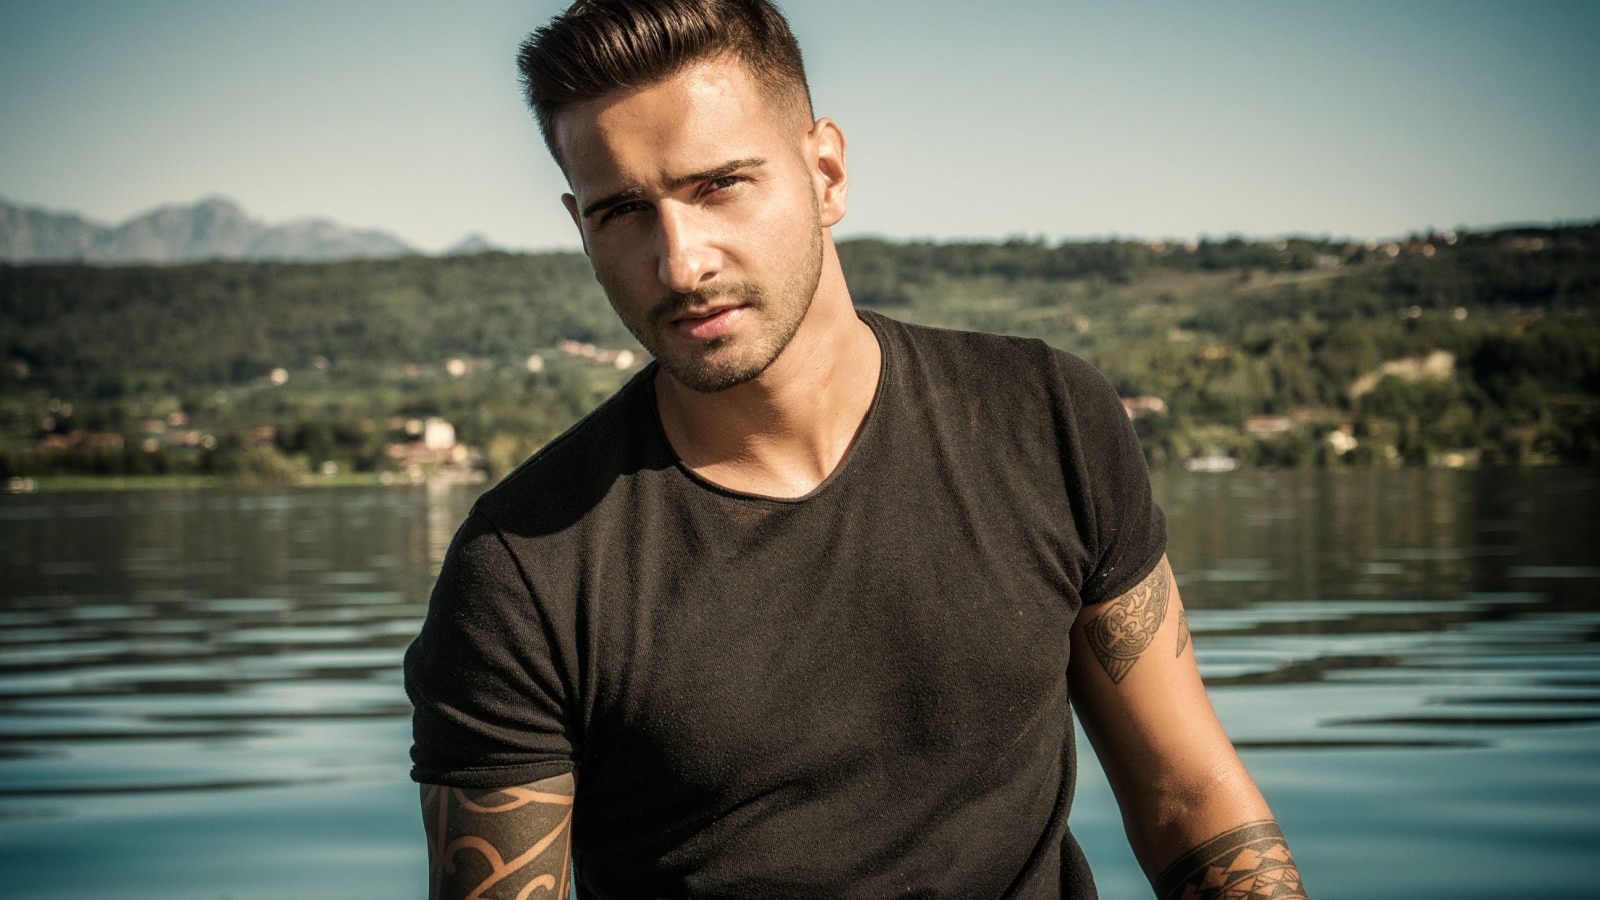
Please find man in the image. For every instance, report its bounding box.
[405,1,1308,898]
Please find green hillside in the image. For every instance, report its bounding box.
[3,223,1597,482]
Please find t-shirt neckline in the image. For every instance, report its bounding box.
[645,308,893,506]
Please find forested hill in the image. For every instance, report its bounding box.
[1,251,625,388]
[3,223,1597,479]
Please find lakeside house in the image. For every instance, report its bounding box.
[1121,396,1167,419]
[384,417,486,486]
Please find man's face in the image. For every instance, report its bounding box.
[555,57,839,393]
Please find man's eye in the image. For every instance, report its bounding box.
[706,176,742,193]
[599,202,646,224]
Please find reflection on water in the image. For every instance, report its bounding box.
[0,486,476,898]
[0,487,472,795]
[1,470,1597,898]
[1162,470,1600,709]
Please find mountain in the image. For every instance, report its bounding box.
[0,196,414,264]
[444,232,501,255]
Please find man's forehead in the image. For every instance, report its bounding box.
[553,56,801,196]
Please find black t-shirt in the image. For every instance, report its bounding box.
[406,310,1166,899]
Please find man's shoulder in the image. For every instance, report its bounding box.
[862,309,1109,394]
[471,365,661,532]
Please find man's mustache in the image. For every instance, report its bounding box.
[647,282,764,328]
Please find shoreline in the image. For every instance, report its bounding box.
[1,472,485,493]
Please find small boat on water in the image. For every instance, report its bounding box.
[1183,453,1237,473]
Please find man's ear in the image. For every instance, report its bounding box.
[562,193,590,256]
[809,118,848,228]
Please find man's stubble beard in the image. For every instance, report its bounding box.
[621,218,824,395]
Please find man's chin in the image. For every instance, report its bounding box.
[656,346,772,394]
[661,362,765,395]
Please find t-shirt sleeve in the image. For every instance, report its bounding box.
[404,508,577,787]
[1053,350,1168,606]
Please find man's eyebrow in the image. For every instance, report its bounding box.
[665,157,766,192]
[580,158,767,220]
[581,187,645,220]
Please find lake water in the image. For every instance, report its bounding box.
[1,469,1597,898]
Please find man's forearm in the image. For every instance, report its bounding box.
[1152,820,1307,900]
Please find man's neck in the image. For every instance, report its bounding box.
[654,260,881,499]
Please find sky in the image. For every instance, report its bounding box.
[1,0,1597,253]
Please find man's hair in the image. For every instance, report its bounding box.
[517,0,812,165]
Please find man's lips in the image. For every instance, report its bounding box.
[670,305,746,340]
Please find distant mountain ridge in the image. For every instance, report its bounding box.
[0,196,418,265]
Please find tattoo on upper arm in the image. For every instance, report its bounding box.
[422,776,574,900]
[1176,608,1190,657]
[1154,820,1307,900]
[1084,557,1171,683]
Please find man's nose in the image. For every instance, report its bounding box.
[655,204,719,293]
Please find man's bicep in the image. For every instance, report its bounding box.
[420,772,575,900]
[1076,555,1180,686]
[1068,554,1225,786]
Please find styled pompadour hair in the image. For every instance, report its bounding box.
[517,0,812,166]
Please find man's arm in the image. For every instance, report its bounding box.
[420,772,574,900]
[1068,556,1308,899]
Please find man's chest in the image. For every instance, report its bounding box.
[568,464,1089,808]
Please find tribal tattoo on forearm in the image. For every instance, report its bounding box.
[421,775,574,900]
[1154,820,1308,900]
[1176,608,1190,657]
[1084,557,1172,683]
